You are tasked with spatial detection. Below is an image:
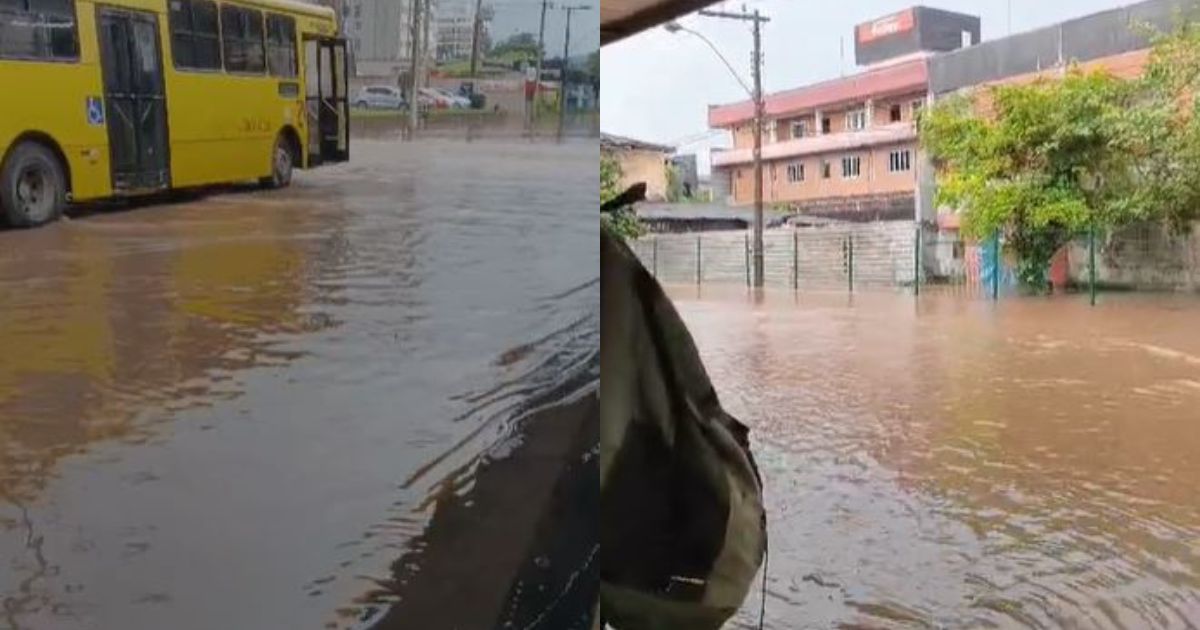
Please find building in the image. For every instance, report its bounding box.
[566,83,597,111]
[670,154,698,198]
[436,0,491,62]
[342,0,437,79]
[602,133,674,202]
[709,7,979,220]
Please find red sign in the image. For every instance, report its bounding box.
[856,9,914,44]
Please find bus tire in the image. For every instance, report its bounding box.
[0,141,66,228]
[262,133,295,189]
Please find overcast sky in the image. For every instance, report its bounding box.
[489,0,600,58]
[600,0,1136,174]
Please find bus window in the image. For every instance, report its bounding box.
[220,4,264,74]
[265,13,295,77]
[0,0,79,60]
[168,0,220,70]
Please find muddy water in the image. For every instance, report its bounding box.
[666,287,1200,629]
[0,138,597,629]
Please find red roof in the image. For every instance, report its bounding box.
[708,58,929,128]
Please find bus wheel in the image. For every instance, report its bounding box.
[262,134,295,189]
[1,142,66,227]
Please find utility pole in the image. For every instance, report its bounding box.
[408,0,422,134]
[699,8,769,287]
[530,0,551,130]
[556,5,589,138]
[469,0,485,77]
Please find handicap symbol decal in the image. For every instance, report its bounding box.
[86,97,105,126]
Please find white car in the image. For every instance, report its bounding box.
[353,85,406,109]
[434,88,472,109]
[418,87,458,110]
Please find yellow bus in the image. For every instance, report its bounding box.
[0,0,349,227]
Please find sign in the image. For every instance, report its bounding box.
[856,9,914,44]
[85,96,104,126]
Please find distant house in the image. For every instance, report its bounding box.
[601,133,673,202]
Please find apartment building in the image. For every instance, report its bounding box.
[342,0,437,78]
[709,7,979,220]
[436,0,492,62]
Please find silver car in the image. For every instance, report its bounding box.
[353,85,406,109]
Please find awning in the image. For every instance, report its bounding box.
[601,0,723,46]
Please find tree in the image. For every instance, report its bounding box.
[491,32,539,58]
[922,71,1146,288]
[601,154,644,240]
[921,24,1200,290]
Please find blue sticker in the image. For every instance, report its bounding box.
[86,97,105,126]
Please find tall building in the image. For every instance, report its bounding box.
[435,0,491,62]
[709,7,979,220]
[342,0,437,78]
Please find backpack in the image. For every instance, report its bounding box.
[600,225,766,630]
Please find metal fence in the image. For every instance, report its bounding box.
[631,220,1200,301]
[629,223,923,292]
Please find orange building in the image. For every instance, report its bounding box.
[709,7,979,220]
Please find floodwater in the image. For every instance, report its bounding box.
[0,138,598,629]
[666,287,1200,629]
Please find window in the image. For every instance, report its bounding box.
[790,120,808,139]
[821,117,831,134]
[786,163,804,183]
[169,0,219,69]
[353,3,360,17]
[820,160,831,179]
[221,4,264,73]
[266,13,296,77]
[841,155,861,179]
[847,109,867,131]
[0,0,79,60]
[890,104,902,123]
[888,149,912,173]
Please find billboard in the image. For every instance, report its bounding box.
[857,9,915,45]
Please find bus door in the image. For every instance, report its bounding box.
[96,8,170,192]
[304,37,349,166]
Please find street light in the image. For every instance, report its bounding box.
[665,11,769,287]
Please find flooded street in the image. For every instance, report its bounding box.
[667,287,1200,629]
[0,138,597,629]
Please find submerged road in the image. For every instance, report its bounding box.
[670,287,1200,630]
[0,138,598,629]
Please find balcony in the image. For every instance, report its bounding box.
[711,122,916,168]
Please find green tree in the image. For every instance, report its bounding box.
[921,23,1200,290]
[601,153,644,240]
[921,71,1142,288]
[491,32,540,58]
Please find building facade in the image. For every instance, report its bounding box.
[435,0,492,62]
[602,133,673,202]
[342,0,437,79]
[709,7,979,220]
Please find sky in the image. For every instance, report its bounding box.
[488,0,601,58]
[600,0,1137,175]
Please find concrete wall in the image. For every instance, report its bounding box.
[627,220,918,289]
[1065,221,1200,291]
[930,0,1198,95]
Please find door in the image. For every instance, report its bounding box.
[97,8,169,192]
[304,37,349,165]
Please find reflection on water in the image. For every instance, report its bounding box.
[0,138,597,629]
[667,287,1200,630]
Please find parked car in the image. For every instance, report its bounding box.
[418,87,458,110]
[433,87,472,109]
[353,85,406,109]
